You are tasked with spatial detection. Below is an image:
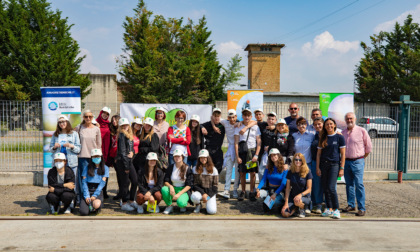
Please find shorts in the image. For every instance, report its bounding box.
[238,148,258,173]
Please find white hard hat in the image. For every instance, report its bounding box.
[119,118,129,126]
[91,148,103,156]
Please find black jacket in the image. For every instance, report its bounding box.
[272,133,295,165]
[117,133,134,170]
[137,166,164,195]
[133,133,159,170]
[202,121,225,150]
[188,129,204,160]
[47,167,75,195]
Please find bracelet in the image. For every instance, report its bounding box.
[340,167,344,170]
[254,155,258,157]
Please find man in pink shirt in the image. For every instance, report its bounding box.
[342,112,372,216]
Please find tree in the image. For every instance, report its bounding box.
[118,0,244,104]
[0,0,91,101]
[355,15,420,103]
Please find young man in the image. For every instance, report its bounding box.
[235,109,261,201]
[254,109,264,123]
[257,111,277,182]
[201,108,225,174]
[307,108,322,135]
[284,103,307,135]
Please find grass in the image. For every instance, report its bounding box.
[1,142,43,152]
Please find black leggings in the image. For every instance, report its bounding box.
[117,160,138,203]
[46,191,75,212]
[320,160,340,209]
[79,188,104,216]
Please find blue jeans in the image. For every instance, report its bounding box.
[344,158,366,211]
[187,159,197,168]
[77,158,90,203]
[258,187,285,207]
[310,160,323,207]
[320,160,339,209]
[168,154,188,167]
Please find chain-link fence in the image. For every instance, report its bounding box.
[1,100,419,172]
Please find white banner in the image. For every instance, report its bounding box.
[120,103,213,126]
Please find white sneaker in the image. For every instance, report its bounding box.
[155,206,160,213]
[298,209,306,218]
[305,207,311,214]
[180,207,187,213]
[70,201,74,209]
[218,190,230,199]
[64,207,71,214]
[321,209,332,217]
[163,206,174,215]
[121,203,135,211]
[137,205,144,214]
[193,204,202,213]
[332,209,341,219]
[232,190,239,199]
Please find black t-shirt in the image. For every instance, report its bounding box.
[202,121,225,150]
[311,133,320,160]
[286,170,313,199]
[319,134,346,162]
[259,121,276,153]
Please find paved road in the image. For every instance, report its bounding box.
[0,217,419,251]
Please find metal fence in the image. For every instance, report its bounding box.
[1,100,419,172]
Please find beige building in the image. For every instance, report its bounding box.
[244,44,285,92]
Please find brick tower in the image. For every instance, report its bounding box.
[244,44,285,92]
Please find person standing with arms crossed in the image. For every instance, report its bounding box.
[342,112,372,216]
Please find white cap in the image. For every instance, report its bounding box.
[92,118,98,125]
[133,118,142,125]
[101,107,111,114]
[146,152,158,160]
[254,108,263,113]
[242,108,252,114]
[144,117,154,126]
[91,148,103,156]
[213,108,222,113]
[198,149,209,158]
[228,109,237,116]
[57,115,69,122]
[267,111,277,117]
[53,153,66,160]
[277,118,286,124]
[190,114,200,123]
[119,118,130,126]
[269,148,280,156]
[156,106,166,113]
[173,148,184,157]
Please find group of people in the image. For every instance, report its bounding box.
[46,103,372,218]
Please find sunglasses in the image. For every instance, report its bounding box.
[84,115,93,119]
[156,112,164,115]
[58,121,66,124]
[176,117,185,120]
[294,159,302,162]
[289,108,298,110]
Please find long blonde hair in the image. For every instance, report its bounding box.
[290,153,309,178]
[140,125,155,141]
[275,123,289,134]
[118,124,134,141]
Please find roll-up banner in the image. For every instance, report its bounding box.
[120,103,213,126]
[41,87,81,186]
[319,92,354,184]
[227,90,263,121]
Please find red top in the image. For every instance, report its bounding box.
[109,134,118,159]
[96,110,111,161]
[167,125,191,156]
[133,135,140,154]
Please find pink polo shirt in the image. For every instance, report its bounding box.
[342,125,372,159]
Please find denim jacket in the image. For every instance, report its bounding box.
[49,131,81,168]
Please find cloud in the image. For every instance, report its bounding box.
[374,4,420,33]
[302,31,359,57]
[216,41,243,58]
[78,48,102,74]
[190,9,207,19]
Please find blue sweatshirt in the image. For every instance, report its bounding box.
[82,165,109,199]
[257,167,288,194]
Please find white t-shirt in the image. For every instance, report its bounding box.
[171,165,186,187]
[234,124,261,149]
[220,119,236,145]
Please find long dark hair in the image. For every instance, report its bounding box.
[147,160,158,183]
[131,122,142,138]
[109,114,120,136]
[266,153,286,174]
[196,155,215,175]
[54,121,73,137]
[174,155,187,181]
[88,157,105,177]
[319,118,337,148]
[188,120,201,145]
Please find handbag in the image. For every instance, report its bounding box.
[157,144,169,172]
[238,128,251,155]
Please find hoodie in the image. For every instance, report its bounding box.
[96,110,111,161]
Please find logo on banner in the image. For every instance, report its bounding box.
[48,101,58,111]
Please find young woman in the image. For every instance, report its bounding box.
[46,153,75,214]
[116,118,137,211]
[273,118,295,167]
[76,110,101,205]
[187,115,204,168]
[80,149,109,216]
[167,111,191,166]
[316,118,346,219]
[49,115,80,206]
[136,152,164,214]
[282,153,313,218]
[191,149,218,215]
[310,117,324,213]
[96,107,111,199]
[133,117,159,173]
[131,118,142,156]
[161,149,193,214]
[256,148,288,212]
[106,114,121,200]
[153,107,170,147]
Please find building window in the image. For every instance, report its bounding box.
[260,47,272,51]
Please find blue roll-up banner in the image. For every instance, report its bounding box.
[41,87,81,186]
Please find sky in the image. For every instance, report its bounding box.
[50,0,420,93]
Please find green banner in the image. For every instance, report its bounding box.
[319,93,354,130]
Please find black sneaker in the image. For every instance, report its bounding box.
[262,202,270,213]
[103,192,109,199]
[249,192,257,202]
[113,195,121,200]
[238,191,245,201]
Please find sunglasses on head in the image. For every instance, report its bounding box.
[294,159,302,162]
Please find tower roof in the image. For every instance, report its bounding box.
[244,43,285,51]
